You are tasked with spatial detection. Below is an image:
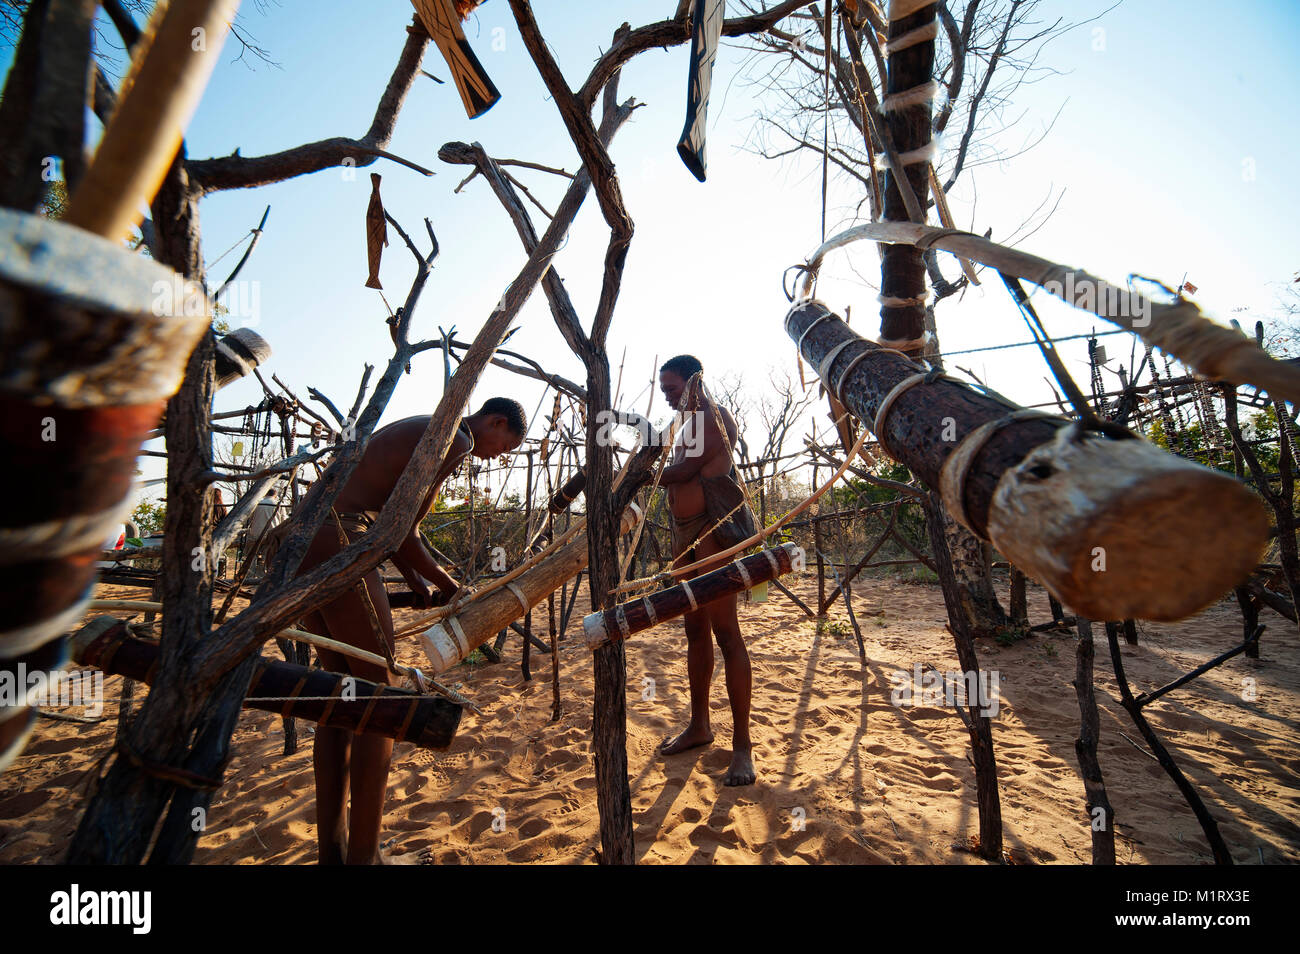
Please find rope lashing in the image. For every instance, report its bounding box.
[913,227,966,251]
[879,290,930,307]
[115,740,226,792]
[879,80,939,113]
[874,141,938,168]
[817,339,858,384]
[888,0,938,20]
[681,580,699,612]
[793,309,835,354]
[883,19,939,54]
[834,348,876,405]
[938,409,1067,529]
[446,615,470,658]
[505,581,530,615]
[873,368,949,456]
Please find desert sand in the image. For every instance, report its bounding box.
[2,573,1297,864]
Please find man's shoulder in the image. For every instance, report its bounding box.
[372,415,431,442]
[714,403,739,438]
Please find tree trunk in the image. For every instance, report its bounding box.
[1009,567,1028,627]
[941,485,1007,637]
[67,157,234,864]
[878,1,936,347]
[584,354,635,865]
[786,301,1269,622]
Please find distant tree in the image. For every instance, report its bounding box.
[130,498,167,536]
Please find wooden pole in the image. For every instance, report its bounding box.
[584,544,799,648]
[0,209,209,773]
[72,617,462,749]
[786,299,1268,621]
[800,222,1300,406]
[922,491,1002,861]
[1072,618,1115,864]
[1009,567,1028,627]
[419,505,641,672]
[66,0,242,242]
[813,462,826,618]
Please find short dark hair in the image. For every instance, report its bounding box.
[477,397,527,436]
[660,354,703,381]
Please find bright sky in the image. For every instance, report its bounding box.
[8,1,1299,505]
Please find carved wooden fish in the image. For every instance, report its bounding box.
[365,172,387,290]
[410,0,501,119]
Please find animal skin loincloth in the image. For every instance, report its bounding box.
[671,465,758,560]
[333,510,377,539]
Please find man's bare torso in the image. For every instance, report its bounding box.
[332,416,471,518]
[667,403,738,520]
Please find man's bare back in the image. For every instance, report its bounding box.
[296,398,527,862]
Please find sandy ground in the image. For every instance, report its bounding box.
[1,573,1297,865]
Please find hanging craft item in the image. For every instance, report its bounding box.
[676,0,726,181]
[410,0,501,119]
[214,327,271,391]
[365,173,388,290]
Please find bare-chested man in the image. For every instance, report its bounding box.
[296,396,526,863]
[656,355,758,786]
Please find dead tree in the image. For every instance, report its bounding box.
[53,9,571,864]
[500,0,809,864]
[740,1,1104,635]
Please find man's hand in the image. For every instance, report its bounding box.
[408,581,435,610]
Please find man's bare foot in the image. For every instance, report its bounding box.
[378,838,421,865]
[723,748,756,786]
[660,726,714,756]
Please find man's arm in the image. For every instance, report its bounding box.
[392,529,460,601]
[390,426,474,599]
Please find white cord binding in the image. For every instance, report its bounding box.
[505,581,530,615]
[681,580,699,612]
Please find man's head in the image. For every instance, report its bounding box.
[467,397,527,458]
[659,354,704,411]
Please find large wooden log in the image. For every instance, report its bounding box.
[419,504,642,672]
[584,543,800,649]
[786,299,1269,621]
[71,617,462,749]
[0,209,210,772]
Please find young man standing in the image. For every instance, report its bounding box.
[297,396,526,863]
[655,355,758,786]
